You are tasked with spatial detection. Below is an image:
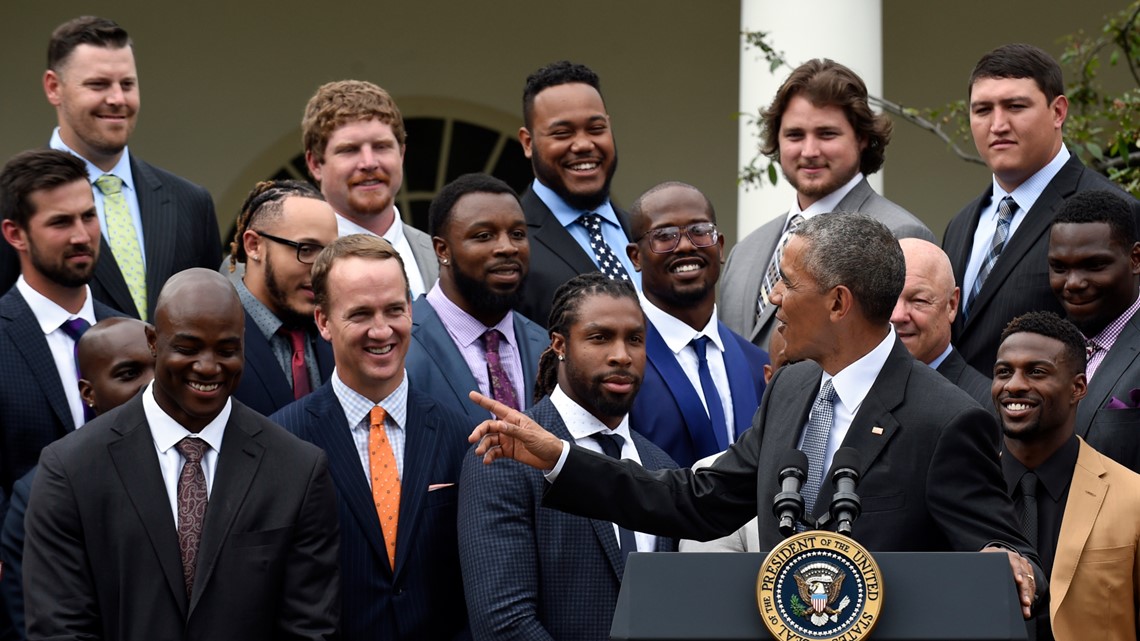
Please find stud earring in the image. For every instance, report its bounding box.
[442,259,449,265]
[558,354,565,361]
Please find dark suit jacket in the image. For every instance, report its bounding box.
[271,383,471,641]
[517,187,634,328]
[944,154,1140,375]
[459,397,677,641]
[408,297,549,426]
[630,320,768,467]
[544,339,1044,589]
[1075,309,1140,473]
[0,288,122,502]
[233,310,335,417]
[0,468,33,641]
[936,346,996,418]
[22,396,340,641]
[0,156,221,320]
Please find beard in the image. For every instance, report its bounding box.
[531,150,618,212]
[563,353,641,422]
[264,252,316,328]
[452,262,526,321]
[30,239,96,288]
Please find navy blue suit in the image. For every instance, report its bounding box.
[630,320,768,467]
[233,311,334,416]
[407,297,549,426]
[458,397,677,641]
[271,383,471,641]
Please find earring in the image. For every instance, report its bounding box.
[558,354,565,361]
[442,259,449,265]
[86,401,95,408]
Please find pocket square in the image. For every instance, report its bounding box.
[1105,388,1140,410]
[428,483,455,492]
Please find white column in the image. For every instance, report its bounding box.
[737,0,884,239]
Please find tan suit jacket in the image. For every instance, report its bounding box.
[1051,438,1140,641]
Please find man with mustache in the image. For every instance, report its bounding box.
[516,61,639,329]
[720,59,933,350]
[458,273,677,641]
[227,180,338,416]
[0,16,222,322]
[407,173,549,426]
[625,182,769,467]
[302,80,437,299]
[0,149,122,524]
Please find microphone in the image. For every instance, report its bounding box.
[772,449,809,537]
[828,447,862,536]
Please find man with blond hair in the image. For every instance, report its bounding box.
[302,80,437,298]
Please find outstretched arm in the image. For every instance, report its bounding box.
[467,391,563,470]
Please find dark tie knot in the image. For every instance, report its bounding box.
[1019,471,1038,498]
[691,335,712,363]
[94,174,124,196]
[59,318,91,342]
[176,437,209,464]
[592,432,625,459]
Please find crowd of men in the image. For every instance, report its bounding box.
[0,13,1137,641]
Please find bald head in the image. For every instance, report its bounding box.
[891,239,960,364]
[77,317,155,414]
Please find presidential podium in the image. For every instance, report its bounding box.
[611,552,1028,640]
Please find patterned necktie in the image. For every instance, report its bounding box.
[94,174,148,321]
[691,336,729,449]
[369,406,401,570]
[577,213,631,281]
[284,328,311,400]
[175,437,209,598]
[757,213,805,320]
[58,318,93,422]
[481,329,520,410]
[1017,471,1039,549]
[799,379,837,523]
[592,433,639,566]
[964,196,1017,318]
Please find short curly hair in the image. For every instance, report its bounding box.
[302,80,406,166]
[1000,311,1087,375]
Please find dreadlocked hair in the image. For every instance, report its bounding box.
[228,179,324,272]
[534,272,639,403]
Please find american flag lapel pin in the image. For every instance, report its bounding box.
[871,426,884,435]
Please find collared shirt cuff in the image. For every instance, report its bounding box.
[543,440,571,482]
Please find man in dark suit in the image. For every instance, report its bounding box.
[720,59,934,349]
[271,234,470,640]
[459,273,676,640]
[0,149,122,515]
[2,316,155,640]
[0,17,221,321]
[408,173,548,426]
[516,61,638,328]
[23,268,339,641]
[943,43,1140,376]
[892,238,993,412]
[227,180,338,416]
[625,182,768,467]
[470,213,1044,620]
[1047,190,1140,473]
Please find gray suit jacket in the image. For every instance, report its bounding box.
[719,177,934,348]
[1075,308,1140,474]
[404,224,440,291]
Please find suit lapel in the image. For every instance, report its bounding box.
[106,398,188,614]
[1076,313,1140,437]
[133,157,174,320]
[410,299,481,416]
[513,314,548,406]
[241,311,294,410]
[1051,440,1107,613]
[645,322,722,453]
[392,391,438,580]
[190,405,265,613]
[747,217,787,343]
[91,234,136,316]
[719,322,761,439]
[522,189,597,275]
[2,291,74,431]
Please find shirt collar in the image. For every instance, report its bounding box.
[50,127,136,192]
[15,276,96,334]
[638,292,723,354]
[330,368,409,430]
[530,179,620,229]
[1001,434,1079,501]
[1087,294,1140,352]
[233,277,282,341]
[334,206,407,243]
[550,384,633,443]
[989,145,1070,215]
[927,343,955,370]
[790,172,864,219]
[143,381,230,454]
[825,328,897,417]
[425,282,518,348]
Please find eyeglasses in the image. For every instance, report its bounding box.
[253,231,325,265]
[637,222,719,254]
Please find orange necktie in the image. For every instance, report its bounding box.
[369,406,400,569]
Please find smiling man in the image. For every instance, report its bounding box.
[407,173,549,426]
[943,44,1140,377]
[994,311,1140,641]
[625,182,768,467]
[0,17,221,321]
[23,268,340,641]
[458,273,677,641]
[720,59,933,350]
[302,80,436,299]
[271,234,472,640]
[515,61,639,328]
[227,180,338,416]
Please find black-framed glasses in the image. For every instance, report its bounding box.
[253,230,325,265]
[637,222,719,254]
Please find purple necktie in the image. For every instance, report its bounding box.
[176,437,209,598]
[481,329,520,410]
[58,318,93,422]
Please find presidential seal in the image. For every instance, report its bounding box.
[757,531,882,641]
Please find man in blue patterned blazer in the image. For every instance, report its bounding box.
[458,273,677,641]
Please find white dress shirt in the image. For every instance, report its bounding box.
[335,207,427,298]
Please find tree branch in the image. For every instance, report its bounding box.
[869,97,986,165]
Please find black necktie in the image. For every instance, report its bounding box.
[592,433,639,566]
[1018,471,1039,549]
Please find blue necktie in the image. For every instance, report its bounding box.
[691,336,729,450]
